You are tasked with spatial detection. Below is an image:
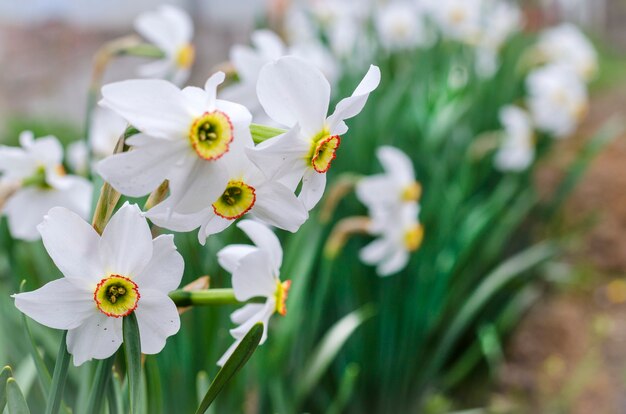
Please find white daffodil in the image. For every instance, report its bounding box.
[216,220,290,366]
[97,72,252,219]
[431,0,483,44]
[248,57,381,211]
[356,146,420,211]
[90,107,128,159]
[526,64,588,138]
[146,133,308,244]
[0,132,92,241]
[535,23,598,82]
[494,105,535,172]
[13,203,183,366]
[360,202,423,277]
[134,5,195,86]
[374,1,433,52]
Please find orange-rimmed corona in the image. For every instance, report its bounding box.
[93,275,140,318]
[189,111,233,160]
[274,279,291,316]
[212,180,256,220]
[308,130,341,173]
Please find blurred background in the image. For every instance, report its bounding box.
[1,0,626,413]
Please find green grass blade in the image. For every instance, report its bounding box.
[1,366,13,411]
[327,363,360,414]
[295,305,376,404]
[6,378,30,414]
[195,323,263,414]
[123,313,142,414]
[44,331,70,414]
[85,355,115,414]
[145,356,163,414]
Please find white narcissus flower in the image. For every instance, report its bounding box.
[97,72,252,222]
[134,5,195,86]
[12,203,183,366]
[431,0,483,44]
[526,64,588,138]
[248,57,381,211]
[356,146,421,211]
[146,133,308,244]
[216,220,290,366]
[536,23,598,82]
[375,2,433,52]
[0,132,92,241]
[360,202,423,277]
[90,107,128,159]
[494,105,535,172]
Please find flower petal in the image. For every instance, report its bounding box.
[257,56,330,136]
[99,203,153,276]
[199,215,233,244]
[298,169,327,211]
[236,220,283,273]
[217,245,258,274]
[134,288,180,354]
[252,183,308,233]
[13,278,95,330]
[133,234,184,293]
[378,249,409,277]
[229,300,274,343]
[134,5,192,53]
[231,250,275,301]
[66,313,123,366]
[377,146,415,185]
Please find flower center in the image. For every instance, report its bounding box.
[274,280,291,316]
[93,275,140,318]
[176,44,195,69]
[212,180,256,220]
[308,130,341,173]
[401,182,422,202]
[189,111,234,160]
[21,165,57,190]
[403,224,424,252]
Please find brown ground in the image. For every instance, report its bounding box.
[496,83,626,413]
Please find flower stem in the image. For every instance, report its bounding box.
[323,216,371,259]
[169,289,264,307]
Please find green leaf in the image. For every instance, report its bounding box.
[295,305,376,403]
[1,366,13,411]
[195,323,263,414]
[44,331,70,414]
[85,355,115,414]
[123,313,142,414]
[250,124,286,144]
[145,356,163,414]
[327,363,360,414]
[6,378,30,414]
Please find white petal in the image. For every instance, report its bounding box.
[66,313,123,366]
[377,146,415,185]
[327,65,381,134]
[199,215,233,243]
[0,145,35,179]
[99,203,153,276]
[29,135,64,169]
[252,183,308,233]
[133,235,184,293]
[355,175,397,209]
[4,188,70,242]
[217,245,258,274]
[236,220,283,273]
[100,80,191,139]
[231,303,265,325]
[146,204,209,233]
[95,137,188,197]
[257,56,330,135]
[53,176,93,220]
[359,238,393,265]
[229,300,274,343]
[134,288,180,354]
[38,207,103,282]
[378,250,410,276]
[298,169,327,211]
[13,278,95,330]
[204,72,226,105]
[216,338,241,367]
[231,250,275,301]
[134,5,192,53]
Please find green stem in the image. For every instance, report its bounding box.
[44,332,70,414]
[168,289,264,307]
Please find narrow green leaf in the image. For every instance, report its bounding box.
[296,305,376,403]
[195,323,263,414]
[123,313,141,414]
[145,356,163,414]
[6,378,30,414]
[44,332,70,414]
[250,124,286,144]
[327,363,360,414]
[85,356,115,414]
[0,366,13,411]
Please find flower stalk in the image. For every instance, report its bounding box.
[169,289,264,307]
[324,216,371,259]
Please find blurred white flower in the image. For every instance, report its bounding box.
[13,203,183,366]
[356,146,420,211]
[97,73,251,219]
[526,64,588,138]
[536,23,598,82]
[90,107,127,159]
[248,57,380,210]
[67,141,89,176]
[0,132,92,241]
[216,220,289,366]
[494,105,535,172]
[431,0,483,44]
[134,5,195,86]
[375,1,433,52]
[360,202,423,277]
[146,134,308,244]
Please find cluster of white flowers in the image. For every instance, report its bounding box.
[356,146,423,276]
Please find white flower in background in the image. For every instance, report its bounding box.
[97,72,251,220]
[535,23,598,81]
[375,1,433,52]
[526,64,588,138]
[216,220,290,366]
[248,57,381,211]
[67,141,89,176]
[494,105,535,172]
[0,132,92,241]
[146,134,308,244]
[90,107,128,159]
[431,0,483,44]
[360,202,423,277]
[134,5,195,86]
[356,146,421,211]
[13,203,183,366]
